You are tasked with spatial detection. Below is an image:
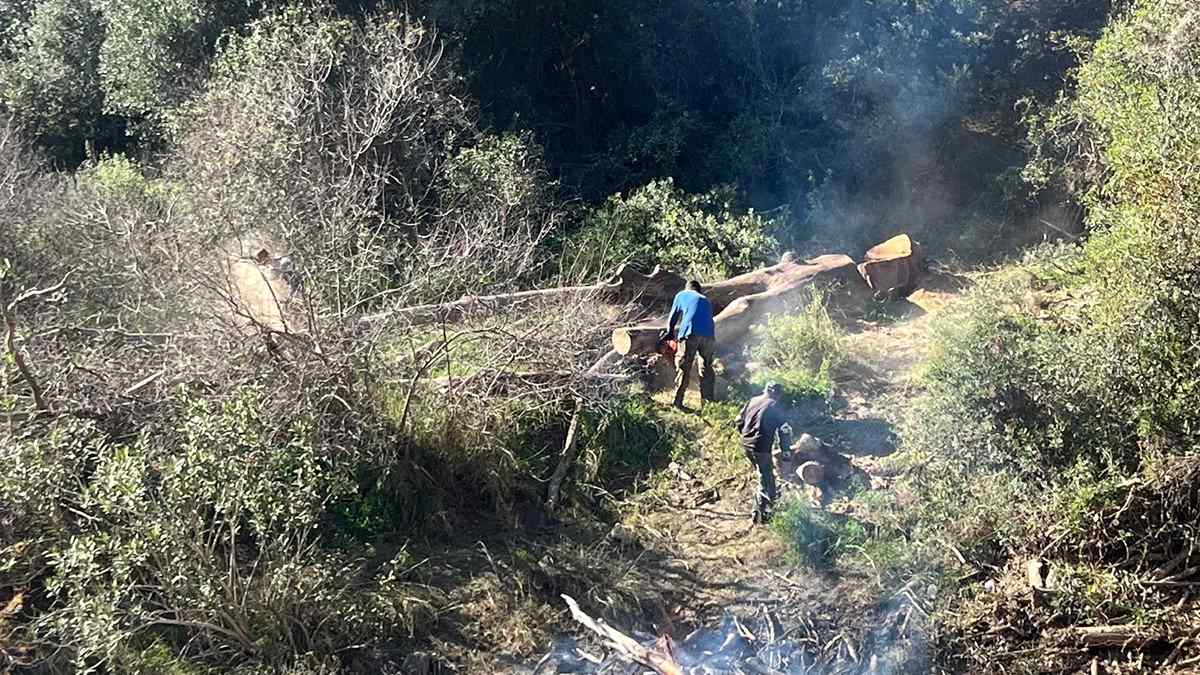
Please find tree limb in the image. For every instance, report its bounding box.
[561,594,685,675]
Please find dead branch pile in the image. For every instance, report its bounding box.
[946,455,1200,672]
[549,591,928,675]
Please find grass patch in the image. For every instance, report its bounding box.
[771,496,869,568]
[581,394,680,486]
[773,492,917,585]
[748,288,844,401]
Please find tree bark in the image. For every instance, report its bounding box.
[857,234,924,297]
[702,253,849,312]
[612,326,664,357]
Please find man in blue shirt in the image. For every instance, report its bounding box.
[666,280,717,409]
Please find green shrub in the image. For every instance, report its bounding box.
[0,0,111,162]
[81,153,178,201]
[749,362,834,403]
[746,289,843,401]
[750,290,843,368]
[3,389,430,671]
[563,178,779,280]
[771,497,869,568]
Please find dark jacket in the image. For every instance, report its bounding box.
[735,394,791,455]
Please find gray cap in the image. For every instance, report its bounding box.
[764,381,783,397]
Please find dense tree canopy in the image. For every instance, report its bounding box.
[0,0,1112,249]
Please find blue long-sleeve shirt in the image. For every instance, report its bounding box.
[667,289,716,340]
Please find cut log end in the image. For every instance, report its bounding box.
[612,326,663,356]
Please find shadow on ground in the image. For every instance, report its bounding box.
[810,416,898,457]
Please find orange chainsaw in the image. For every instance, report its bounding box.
[655,329,678,359]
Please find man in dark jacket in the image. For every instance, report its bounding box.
[735,382,793,524]
[666,280,716,410]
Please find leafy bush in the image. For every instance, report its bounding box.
[747,289,843,401]
[897,7,1200,666]
[0,0,113,161]
[748,364,834,403]
[911,0,1200,492]
[772,497,869,568]
[563,178,779,280]
[0,10,613,671]
[749,290,843,370]
[174,7,558,311]
[2,391,432,671]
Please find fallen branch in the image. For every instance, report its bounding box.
[545,398,584,512]
[1,271,72,415]
[430,369,630,393]
[1073,625,1161,648]
[360,264,685,327]
[561,594,685,675]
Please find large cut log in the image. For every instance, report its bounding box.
[611,254,859,357]
[702,252,842,313]
[360,264,685,327]
[612,326,664,356]
[857,234,924,297]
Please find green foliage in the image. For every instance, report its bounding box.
[580,394,678,485]
[903,8,1200,664]
[749,364,834,404]
[3,389,428,670]
[432,0,1112,246]
[912,0,1200,485]
[0,0,111,162]
[564,178,779,280]
[81,153,177,201]
[0,0,265,162]
[94,0,243,132]
[750,290,844,371]
[772,497,869,569]
[0,0,36,59]
[746,290,843,401]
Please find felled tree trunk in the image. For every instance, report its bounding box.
[857,234,924,297]
[612,254,859,357]
[360,264,685,326]
[612,326,663,356]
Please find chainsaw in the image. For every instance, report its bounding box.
[655,329,678,359]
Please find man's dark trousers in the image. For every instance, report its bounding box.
[674,335,716,406]
[746,450,777,522]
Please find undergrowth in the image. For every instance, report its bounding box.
[748,289,844,401]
